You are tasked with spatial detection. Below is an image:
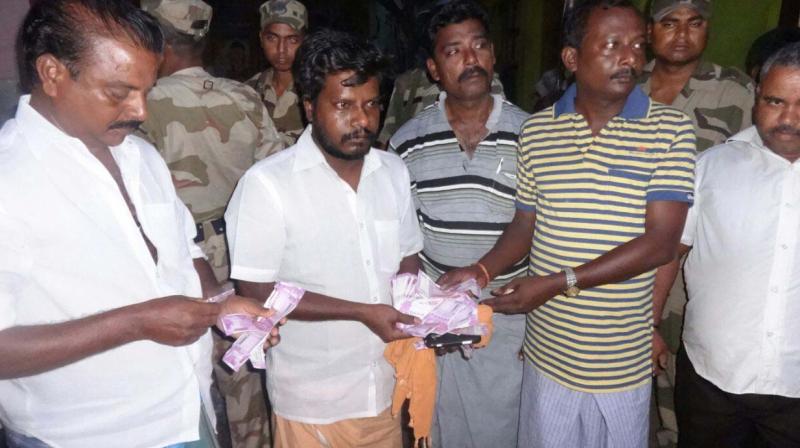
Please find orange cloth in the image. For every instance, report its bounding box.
[384,304,494,444]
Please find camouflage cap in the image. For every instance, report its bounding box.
[650,0,711,21]
[259,0,308,31]
[142,0,213,41]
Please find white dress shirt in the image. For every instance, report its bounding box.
[0,96,213,448]
[682,126,800,398]
[226,127,424,424]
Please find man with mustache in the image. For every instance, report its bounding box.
[637,3,755,444]
[225,29,424,448]
[0,1,279,447]
[654,42,800,448]
[246,0,308,147]
[442,0,696,446]
[388,2,529,446]
[138,2,283,447]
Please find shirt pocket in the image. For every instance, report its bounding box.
[373,219,401,273]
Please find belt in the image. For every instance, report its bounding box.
[194,217,226,243]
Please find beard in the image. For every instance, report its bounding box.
[312,119,376,161]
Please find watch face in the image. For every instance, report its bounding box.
[565,286,580,298]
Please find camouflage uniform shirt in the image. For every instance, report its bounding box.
[378,67,505,147]
[140,66,283,224]
[246,68,305,147]
[640,60,755,152]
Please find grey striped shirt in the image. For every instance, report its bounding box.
[389,93,530,297]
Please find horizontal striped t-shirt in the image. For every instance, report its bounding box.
[516,85,696,392]
[389,93,530,297]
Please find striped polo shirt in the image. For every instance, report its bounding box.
[389,93,530,297]
[517,84,696,392]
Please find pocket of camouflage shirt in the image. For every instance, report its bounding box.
[373,219,401,273]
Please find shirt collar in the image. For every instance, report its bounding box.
[727,125,768,151]
[554,83,651,120]
[292,126,382,177]
[15,95,88,158]
[15,94,137,161]
[170,66,209,77]
[436,92,505,132]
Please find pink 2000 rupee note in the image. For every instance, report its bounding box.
[391,271,483,342]
[220,282,305,371]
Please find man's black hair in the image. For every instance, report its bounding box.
[760,41,800,81]
[17,0,164,93]
[426,0,490,55]
[295,28,389,103]
[562,0,642,49]
[747,27,800,81]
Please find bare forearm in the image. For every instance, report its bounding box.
[0,305,142,379]
[398,253,421,275]
[652,244,691,325]
[194,257,222,298]
[237,280,369,322]
[573,202,688,292]
[479,209,536,277]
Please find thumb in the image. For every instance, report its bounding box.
[395,311,420,325]
[235,298,275,319]
[491,278,519,297]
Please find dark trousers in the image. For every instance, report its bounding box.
[675,346,800,448]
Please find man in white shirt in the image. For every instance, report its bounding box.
[226,29,424,448]
[655,42,800,447]
[0,2,277,447]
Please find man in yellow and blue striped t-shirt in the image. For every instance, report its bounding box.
[439,0,695,446]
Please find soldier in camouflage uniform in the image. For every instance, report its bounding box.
[639,1,755,447]
[377,67,504,148]
[139,2,283,448]
[246,0,307,147]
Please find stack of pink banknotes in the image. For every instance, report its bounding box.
[392,271,487,343]
[214,283,305,372]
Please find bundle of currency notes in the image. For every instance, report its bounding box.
[217,282,305,371]
[391,271,485,341]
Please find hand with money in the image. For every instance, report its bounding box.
[134,296,221,346]
[217,282,305,371]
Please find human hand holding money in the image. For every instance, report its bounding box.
[214,283,304,371]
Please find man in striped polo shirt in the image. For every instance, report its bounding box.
[388,2,529,447]
[442,1,696,446]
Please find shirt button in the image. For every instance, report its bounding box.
[365,260,372,266]
[372,296,379,303]
[781,244,789,250]
[771,286,779,293]
[767,331,774,338]
[359,222,365,229]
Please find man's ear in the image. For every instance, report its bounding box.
[561,46,578,74]
[426,57,440,82]
[303,98,314,123]
[36,53,70,98]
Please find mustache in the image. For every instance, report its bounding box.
[458,66,489,83]
[611,68,639,79]
[341,128,377,143]
[768,124,800,136]
[108,120,143,131]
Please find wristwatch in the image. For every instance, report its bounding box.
[562,267,580,298]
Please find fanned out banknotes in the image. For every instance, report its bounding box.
[391,271,486,347]
[214,282,305,372]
